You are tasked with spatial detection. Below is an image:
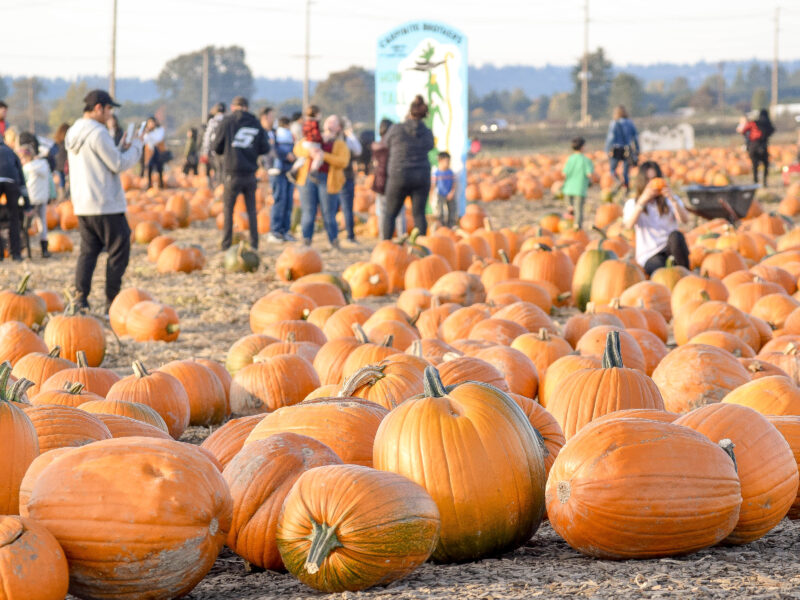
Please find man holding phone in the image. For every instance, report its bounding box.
[66,89,143,312]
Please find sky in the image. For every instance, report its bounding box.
[3,0,800,82]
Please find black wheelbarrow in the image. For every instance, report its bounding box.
[684,184,760,224]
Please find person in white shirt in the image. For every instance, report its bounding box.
[339,116,363,247]
[143,117,165,189]
[19,144,54,258]
[622,160,690,275]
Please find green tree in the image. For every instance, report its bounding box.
[669,76,690,96]
[570,47,613,120]
[48,81,89,131]
[509,88,531,114]
[157,46,254,129]
[311,66,374,126]
[0,77,8,101]
[547,92,573,122]
[731,67,747,94]
[751,87,768,111]
[7,77,47,134]
[689,85,715,112]
[608,73,644,117]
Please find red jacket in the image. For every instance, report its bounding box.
[742,121,762,142]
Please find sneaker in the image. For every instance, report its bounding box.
[282,232,296,242]
[340,238,360,249]
[11,255,23,262]
[303,238,312,246]
[329,238,340,250]
[266,233,284,244]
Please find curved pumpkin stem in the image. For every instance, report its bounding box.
[76,351,89,368]
[602,331,624,369]
[166,323,181,334]
[498,249,510,264]
[591,225,608,240]
[48,346,62,358]
[16,272,33,295]
[381,334,394,348]
[8,379,34,404]
[585,302,596,315]
[785,343,798,356]
[423,366,448,398]
[609,298,621,310]
[665,255,676,268]
[338,366,384,397]
[62,381,85,394]
[718,438,737,473]
[0,362,12,399]
[132,360,150,378]
[351,323,369,344]
[304,520,342,575]
[407,227,420,244]
[534,242,552,252]
[537,328,550,341]
[408,340,424,359]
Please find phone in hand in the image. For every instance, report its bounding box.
[137,121,147,137]
[123,123,134,145]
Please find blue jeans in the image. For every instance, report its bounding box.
[270,173,293,236]
[300,173,339,243]
[339,177,355,240]
[610,156,631,187]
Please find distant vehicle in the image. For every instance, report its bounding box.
[479,119,508,133]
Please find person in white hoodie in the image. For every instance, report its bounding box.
[143,116,165,189]
[66,89,143,312]
[19,144,54,258]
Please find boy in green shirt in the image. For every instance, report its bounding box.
[561,137,594,228]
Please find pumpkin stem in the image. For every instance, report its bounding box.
[408,227,420,244]
[423,366,448,398]
[339,366,384,397]
[537,327,550,341]
[665,255,676,268]
[16,272,33,295]
[557,291,572,303]
[408,339,424,358]
[591,225,608,240]
[699,290,711,302]
[785,343,798,356]
[0,362,12,398]
[442,352,461,362]
[166,323,181,334]
[610,297,621,309]
[718,439,737,473]
[585,302,596,315]
[76,351,89,368]
[286,331,297,343]
[534,242,552,252]
[351,323,369,344]
[381,334,394,348]
[498,249,510,264]
[132,360,150,378]
[48,346,62,358]
[6,378,34,404]
[304,520,342,575]
[601,331,624,369]
[63,381,85,394]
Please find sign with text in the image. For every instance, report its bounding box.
[376,21,468,214]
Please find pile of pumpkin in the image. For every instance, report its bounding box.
[6,189,800,598]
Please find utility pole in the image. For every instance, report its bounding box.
[580,0,589,126]
[110,0,117,97]
[201,47,209,122]
[771,6,779,108]
[717,61,725,109]
[303,0,311,109]
[27,78,35,133]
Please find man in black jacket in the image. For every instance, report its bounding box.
[214,96,270,251]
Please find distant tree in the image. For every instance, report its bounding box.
[570,47,613,120]
[608,73,644,117]
[48,81,89,131]
[311,66,374,126]
[528,95,549,121]
[644,80,665,94]
[157,46,254,129]
[751,87,768,111]
[668,77,690,96]
[689,85,715,112]
[547,92,573,122]
[276,98,303,119]
[746,63,771,90]
[731,67,747,94]
[0,77,8,101]
[509,88,531,114]
[7,77,47,134]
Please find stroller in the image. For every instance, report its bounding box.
[0,200,32,260]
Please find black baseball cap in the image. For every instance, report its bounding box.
[84,89,120,108]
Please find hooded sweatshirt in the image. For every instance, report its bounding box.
[384,119,434,176]
[65,117,142,215]
[22,157,51,205]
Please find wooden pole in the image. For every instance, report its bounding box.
[771,6,779,108]
[110,0,117,97]
[201,47,209,122]
[580,0,589,126]
[303,0,311,109]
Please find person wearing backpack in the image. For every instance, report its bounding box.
[605,105,639,194]
[738,109,774,187]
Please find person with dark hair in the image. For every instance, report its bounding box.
[182,128,199,175]
[293,114,350,248]
[0,100,7,138]
[622,160,690,276]
[65,89,143,311]
[0,135,29,261]
[738,109,774,186]
[201,101,226,185]
[107,114,124,146]
[338,116,363,247]
[266,116,296,243]
[382,94,435,238]
[561,136,593,229]
[605,105,639,193]
[431,151,457,227]
[143,117,165,189]
[214,95,270,251]
[50,123,70,199]
[372,118,404,238]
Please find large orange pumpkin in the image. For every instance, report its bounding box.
[765,415,800,519]
[43,303,105,366]
[159,360,227,426]
[0,272,47,328]
[222,433,342,570]
[675,403,798,544]
[39,350,120,397]
[373,366,546,563]
[26,437,232,600]
[23,404,112,453]
[0,515,69,600]
[721,375,800,415]
[277,464,440,592]
[0,365,39,514]
[546,417,741,558]
[199,414,265,469]
[229,354,319,416]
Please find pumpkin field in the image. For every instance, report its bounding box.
[4,142,800,599]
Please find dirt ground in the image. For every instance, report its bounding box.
[7,178,799,600]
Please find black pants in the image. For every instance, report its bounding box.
[0,182,23,259]
[147,149,164,189]
[643,230,690,276]
[383,169,431,239]
[749,145,769,186]
[221,174,258,250]
[75,213,131,306]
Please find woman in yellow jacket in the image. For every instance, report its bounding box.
[293,115,350,248]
